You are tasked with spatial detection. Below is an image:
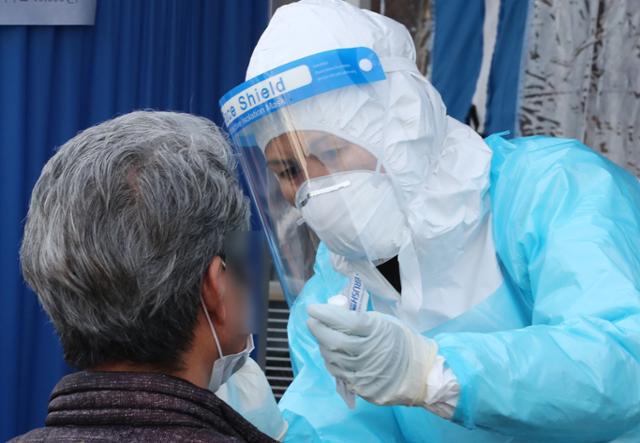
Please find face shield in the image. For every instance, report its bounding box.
[220,48,409,306]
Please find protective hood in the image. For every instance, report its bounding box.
[243,0,503,331]
[247,0,447,202]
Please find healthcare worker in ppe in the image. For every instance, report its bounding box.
[219,1,640,441]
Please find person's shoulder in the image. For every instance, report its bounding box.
[8,427,249,443]
[490,134,634,191]
[168,427,247,442]
[118,425,254,442]
[8,428,48,442]
[489,134,640,233]
[496,135,600,168]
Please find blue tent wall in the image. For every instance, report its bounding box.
[431,0,485,122]
[0,1,268,439]
[484,0,530,135]
[430,0,530,134]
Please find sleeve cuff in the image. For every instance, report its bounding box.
[421,354,460,419]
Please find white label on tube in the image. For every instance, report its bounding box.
[332,273,369,409]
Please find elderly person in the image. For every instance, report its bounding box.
[12,111,277,442]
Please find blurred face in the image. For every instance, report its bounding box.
[217,261,251,355]
[265,130,378,205]
[201,256,251,358]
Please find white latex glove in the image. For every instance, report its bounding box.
[307,304,438,406]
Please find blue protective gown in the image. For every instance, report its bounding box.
[279,135,640,443]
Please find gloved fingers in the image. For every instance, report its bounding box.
[324,358,355,383]
[327,364,380,405]
[307,317,362,355]
[320,354,385,403]
[315,340,366,374]
[329,350,364,372]
[307,304,375,337]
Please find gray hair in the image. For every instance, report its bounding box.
[20,111,249,370]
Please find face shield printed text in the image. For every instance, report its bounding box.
[227,96,287,136]
[221,65,312,128]
[219,47,387,137]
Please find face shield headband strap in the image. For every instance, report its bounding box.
[219,47,387,138]
[379,56,422,75]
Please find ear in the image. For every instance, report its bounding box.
[201,256,227,325]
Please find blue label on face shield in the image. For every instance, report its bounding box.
[219,47,386,136]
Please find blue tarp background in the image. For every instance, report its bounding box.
[0,1,268,439]
[431,0,529,135]
[484,0,529,135]
[431,0,485,122]
[0,0,533,439]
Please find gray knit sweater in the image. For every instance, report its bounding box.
[10,370,277,442]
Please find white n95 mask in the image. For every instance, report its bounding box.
[295,170,408,262]
[201,296,255,392]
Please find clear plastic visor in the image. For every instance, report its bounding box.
[231,123,387,305]
[220,48,404,305]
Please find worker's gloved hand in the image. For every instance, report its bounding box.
[307,304,438,406]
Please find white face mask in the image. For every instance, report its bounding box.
[201,296,255,392]
[295,170,408,262]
